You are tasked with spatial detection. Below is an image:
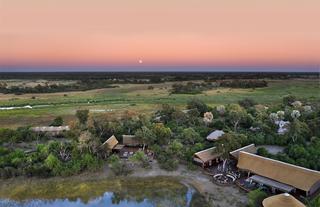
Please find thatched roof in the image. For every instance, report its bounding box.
[123,135,141,146]
[237,151,320,192]
[263,193,305,207]
[101,135,119,150]
[230,144,257,159]
[194,147,221,163]
[32,126,70,132]
[206,130,225,141]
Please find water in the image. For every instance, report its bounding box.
[0,177,209,207]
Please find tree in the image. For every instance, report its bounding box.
[107,154,131,175]
[288,119,310,143]
[76,110,89,125]
[78,131,101,154]
[179,128,201,145]
[50,116,64,126]
[129,151,150,168]
[216,105,226,116]
[45,154,62,176]
[156,104,175,123]
[228,104,247,132]
[187,99,208,115]
[135,126,156,150]
[283,95,296,106]
[238,98,256,109]
[203,112,213,126]
[152,123,172,145]
[215,133,245,172]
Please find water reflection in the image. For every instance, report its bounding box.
[0,178,209,207]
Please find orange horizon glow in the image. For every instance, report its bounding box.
[1,0,320,67]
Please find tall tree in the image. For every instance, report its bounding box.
[76,109,89,126]
[135,126,156,150]
[228,104,247,132]
[215,133,245,172]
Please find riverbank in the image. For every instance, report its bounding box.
[0,162,248,207]
[131,162,248,207]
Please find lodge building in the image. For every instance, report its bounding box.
[237,151,320,197]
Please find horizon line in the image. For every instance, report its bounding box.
[0,65,319,73]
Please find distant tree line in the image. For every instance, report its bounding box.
[219,80,268,88]
[171,82,217,94]
[0,81,117,94]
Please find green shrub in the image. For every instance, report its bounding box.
[247,189,268,207]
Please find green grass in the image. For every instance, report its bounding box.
[0,79,319,128]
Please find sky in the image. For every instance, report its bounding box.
[0,0,319,72]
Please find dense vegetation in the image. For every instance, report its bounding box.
[0,72,317,94]
[171,82,217,94]
[0,80,117,94]
[0,90,319,179]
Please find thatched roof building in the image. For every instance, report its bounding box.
[206,130,225,141]
[262,193,305,207]
[230,144,257,159]
[101,135,119,151]
[122,135,141,147]
[237,151,320,196]
[32,126,70,132]
[193,147,221,168]
[31,126,70,136]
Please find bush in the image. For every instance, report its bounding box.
[50,116,64,126]
[239,98,257,109]
[129,151,150,168]
[187,99,208,115]
[283,95,296,106]
[247,189,268,207]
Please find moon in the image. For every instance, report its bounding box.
[139,59,143,64]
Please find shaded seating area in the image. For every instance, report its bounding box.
[262,193,306,207]
[249,175,295,193]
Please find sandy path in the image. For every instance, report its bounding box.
[126,161,248,207]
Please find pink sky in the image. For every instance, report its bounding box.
[0,0,319,68]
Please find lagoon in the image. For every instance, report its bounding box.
[0,177,210,207]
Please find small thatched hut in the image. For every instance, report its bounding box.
[101,135,124,151]
[262,193,305,207]
[122,135,141,147]
[193,147,221,168]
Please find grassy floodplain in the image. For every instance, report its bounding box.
[0,79,319,128]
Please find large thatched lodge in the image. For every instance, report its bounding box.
[193,143,320,198]
[237,151,320,197]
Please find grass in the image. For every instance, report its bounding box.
[0,79,319,128]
